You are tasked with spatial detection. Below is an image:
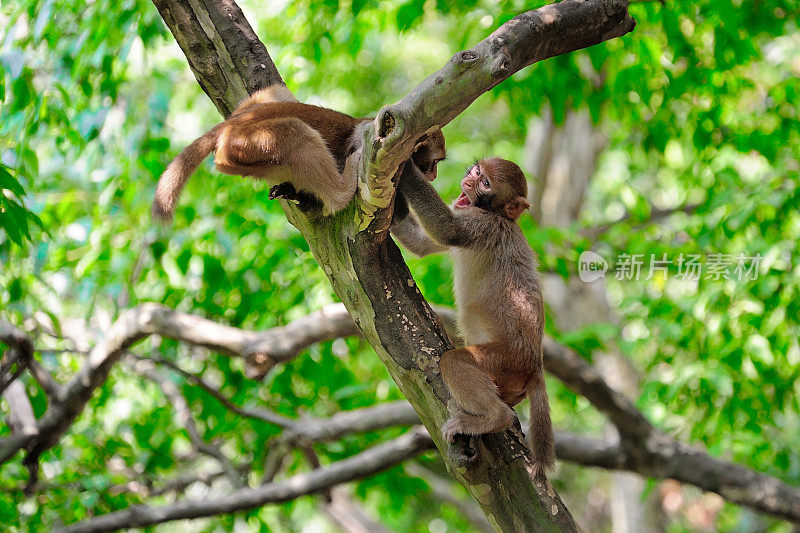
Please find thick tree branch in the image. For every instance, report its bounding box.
[554,433,800,524]
[58,427,433,533]
[363,0,636,212]
[151,0,284,116]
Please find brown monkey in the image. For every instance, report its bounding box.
[391,157,554,475]
[152,84,445,220]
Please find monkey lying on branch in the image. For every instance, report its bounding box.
[392,157,554,475]
[153,85,446,220]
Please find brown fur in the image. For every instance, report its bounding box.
[391,158,554,475]
[152,85,445,220]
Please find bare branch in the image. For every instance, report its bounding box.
[543,338,652,440]
[27,357,61,399]
[5,301,798,522]
[0,320,34,357]
[289,401,422,443]
[0,302,365,467]
[553,433,800,524]
[58,427,434,533]
[2,381,36,436]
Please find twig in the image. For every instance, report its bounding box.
[140,353,294,427]
[132,359,244,488]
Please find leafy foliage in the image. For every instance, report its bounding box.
[1,0,798,531]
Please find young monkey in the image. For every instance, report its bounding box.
[391,157,554,475]
[152,85,445,220]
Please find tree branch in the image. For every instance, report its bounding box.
[5,302,798,522]
[150,0,285,116]
[362,0,636,211]
[58,427,433,533]
[0,320,34,394]
[553,433,800,524]
[143,353,295,427]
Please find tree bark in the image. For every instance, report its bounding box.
[147,1,635,530]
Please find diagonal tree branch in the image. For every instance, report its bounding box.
[151,0,284,116]
[363,1,635,204]
[57,427,433,533]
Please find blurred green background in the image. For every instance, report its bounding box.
[1,0,798,531]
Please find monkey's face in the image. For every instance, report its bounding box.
[455,158,531,220]
[411,131,446,181]
[455,162,489,210]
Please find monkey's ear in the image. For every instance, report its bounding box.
[504,197,531,219]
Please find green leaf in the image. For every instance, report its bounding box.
[0,165,25,197]
[396,0,425,32]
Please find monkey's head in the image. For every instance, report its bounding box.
[411,130,446,181]
[454,157,531,220]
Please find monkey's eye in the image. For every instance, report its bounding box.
[475,166,481,176]
[480,178,490,190]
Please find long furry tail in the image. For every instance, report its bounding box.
[528,371,555,476]
[152,126,219,222]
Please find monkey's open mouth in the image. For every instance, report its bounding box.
[455,192,472,209]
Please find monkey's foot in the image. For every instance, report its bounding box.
[268,183,321,213]
[448,434,478,465]
[268,182,299,202]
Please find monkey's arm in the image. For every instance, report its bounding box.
[398,164,470,247]
[391,211,448,257]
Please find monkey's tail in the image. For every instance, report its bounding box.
[245,84,298,105]
[527,371,555,476]
[152,126,220,222]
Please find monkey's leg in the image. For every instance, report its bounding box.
[216,118,352,214]
[439,347,516,442]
